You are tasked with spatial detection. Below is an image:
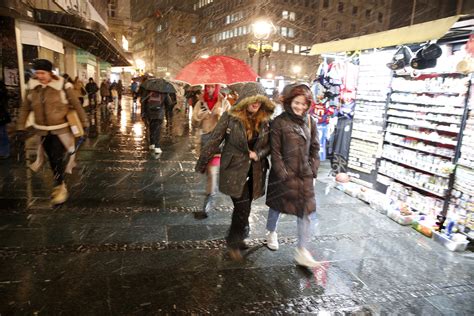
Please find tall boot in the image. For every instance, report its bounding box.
[194,194,213,219]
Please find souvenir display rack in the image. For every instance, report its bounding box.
[448,79,474,236]
[377,73,471,218]
[347,51,393,188]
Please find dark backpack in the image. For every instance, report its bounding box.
[147,92,164,111]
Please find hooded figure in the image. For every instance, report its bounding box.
[192,85,231,219]
[264,83,321,268]
[196,82,274,260]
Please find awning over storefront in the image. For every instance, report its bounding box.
[33,9,131,66]
[309,15,463,55]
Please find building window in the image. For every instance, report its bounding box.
[273,42,280,51]
[191,36,196,43]
[225,11,243,24]
[336,21,342,32]
[323,0,329,8]
[197,0,214,9]
[281,26,287,36]
[352,6,358,16]
[156,25,162,32]
[378,12,383,23]
[107,0,117,17]
[366,9,372,19]
[338,2,344,13]
[280,43,286,52]
[294,44,300,54]
[282,11,296,21]
[321,17,327,29]
[288,28,295,37]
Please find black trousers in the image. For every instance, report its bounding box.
[42,134,66,186]
[88,94,97,109]
[149,119,163,147]
[227,177,253,249]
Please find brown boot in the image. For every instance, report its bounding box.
[51,183,68,205]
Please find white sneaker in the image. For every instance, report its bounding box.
[154,147,162,154]
[294,247,319,268]
[265,231,279,251]
[149,144,155,150]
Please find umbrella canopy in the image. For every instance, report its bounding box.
[174,55,258,85]
[141,78,176,93]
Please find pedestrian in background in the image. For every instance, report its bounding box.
[117,79,123,106]
[85,78,99,111]
[141,89,172,154]
[131,80,139,103]
[192,84,230,219]
[264,83,321,268]
[73,76,86,106]
[100,79,110,104]
[196,82,274,260]
[0,80,11,159]
[16,59,89,205]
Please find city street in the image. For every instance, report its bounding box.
[0,97,473,315]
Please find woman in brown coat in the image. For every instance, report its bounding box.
[265,84,321,268]
[16,59,89,205]
[196,82,274,260]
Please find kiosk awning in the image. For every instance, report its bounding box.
[309,15,462,55]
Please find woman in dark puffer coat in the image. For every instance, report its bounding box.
[265,83,321,268]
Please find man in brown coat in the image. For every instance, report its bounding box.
[16,59,89,205]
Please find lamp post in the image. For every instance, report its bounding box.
[249,20,274,78]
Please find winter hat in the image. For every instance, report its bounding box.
[32,59,53,72]
[234,82,267,105]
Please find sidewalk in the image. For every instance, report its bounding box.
[0,97,473,314]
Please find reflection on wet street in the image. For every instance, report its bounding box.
[0,97,473,314]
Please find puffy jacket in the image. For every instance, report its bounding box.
[17,76,89,135]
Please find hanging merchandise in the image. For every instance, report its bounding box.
[386,46,414,71]
[410,43,443,70]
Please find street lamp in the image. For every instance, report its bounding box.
[292,65,302,78]
[249,20,274,78]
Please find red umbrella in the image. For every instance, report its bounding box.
[174,55,258,85]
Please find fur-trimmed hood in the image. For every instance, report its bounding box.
[229,82,274,120]
[28,75,73,91]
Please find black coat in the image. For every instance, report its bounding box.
[266,113,320,217]
[196,111,270,199]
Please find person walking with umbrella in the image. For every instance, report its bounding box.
[196,82,274,260]
[192,84,231,219]
[264,83,321,268]
[140,78,175,154]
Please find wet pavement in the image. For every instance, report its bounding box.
[1,97,473,315]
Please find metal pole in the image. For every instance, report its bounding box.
[410,0,417,25]
[257,40,262,78]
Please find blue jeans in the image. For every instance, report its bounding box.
[266,208,317,249]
